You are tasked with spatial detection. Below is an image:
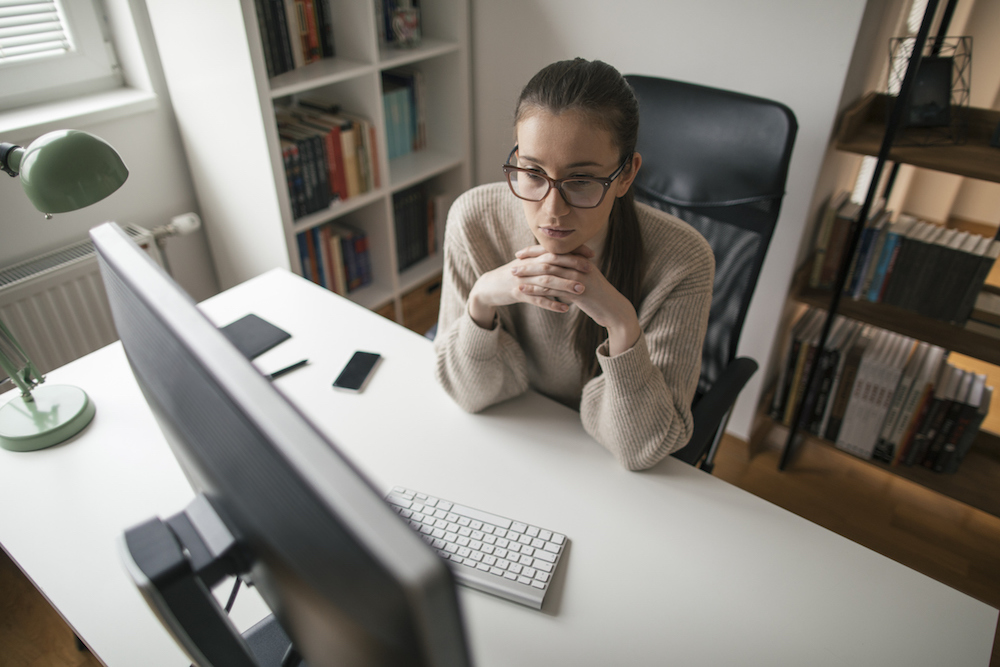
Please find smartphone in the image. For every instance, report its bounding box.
[332,351,382,392]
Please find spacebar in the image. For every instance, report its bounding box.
[450,504,512,529]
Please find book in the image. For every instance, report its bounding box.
[913,227,960,319]
[290,106,350,201]
[941,384,992,473]
[848,332,914,459]
[872,340,929,463]
[921,370,974,470]
[817,320,862,438]
[313,0,335,58]
[844,208,890,299]
[970,290,1000,327]
[770,308,814,421]
[898,223,946,312]
[954,239,1000,324]
[324,225,347,295]
[265,0,296,76]
[824,324,875,442]
[393,184,430,271]
[881,220,935,308]
[835,328,890,456]
[886,344,946,465]
[280,139,305,219]
[865,215,915,302]
[932,230,978,320]
[803,315,848,435]
[783,309,826,427]
[905,364,962,466]
[282,0,306,69]
[933,373,987,472]
[810,191,850,288]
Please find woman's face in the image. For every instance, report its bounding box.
[513,108,639,256]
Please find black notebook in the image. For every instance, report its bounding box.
[220,314,291,360]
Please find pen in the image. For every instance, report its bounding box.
[268,359,308,380]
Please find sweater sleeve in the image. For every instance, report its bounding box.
[433,193,531,413]
[579,250,713,471]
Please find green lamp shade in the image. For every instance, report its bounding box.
[18,130,129,214]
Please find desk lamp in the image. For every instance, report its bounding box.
[0,130,128,452]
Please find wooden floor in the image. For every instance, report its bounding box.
[2,432,998,666]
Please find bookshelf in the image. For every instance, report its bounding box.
[146,0,471,323]
[770,0,1000,518]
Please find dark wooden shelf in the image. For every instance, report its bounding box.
[791,260,1000,367]
[764,418,1000,519]
[835,93,1000,183]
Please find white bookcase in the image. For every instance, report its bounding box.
[147,0,471,321]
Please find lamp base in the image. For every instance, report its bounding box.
[0,385,96,452]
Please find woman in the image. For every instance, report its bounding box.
[434,58,714,471]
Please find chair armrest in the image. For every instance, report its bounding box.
[671,357,759,466]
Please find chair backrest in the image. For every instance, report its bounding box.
[625,75,797,396]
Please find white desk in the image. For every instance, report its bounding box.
[1,268,996,666]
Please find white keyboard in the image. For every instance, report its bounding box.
[386,487,567,610]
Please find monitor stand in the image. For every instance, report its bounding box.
[120,494,300,667]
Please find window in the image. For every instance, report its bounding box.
[0,0,122,112]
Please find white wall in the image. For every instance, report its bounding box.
[470,0,870,439]
[0,0,218,302]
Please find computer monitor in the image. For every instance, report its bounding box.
[91,222,472,667]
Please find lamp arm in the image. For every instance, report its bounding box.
[0,143,24,177]
[0,320,44,397]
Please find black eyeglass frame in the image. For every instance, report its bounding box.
[501,146,632,209]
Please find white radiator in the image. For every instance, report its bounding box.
[0,225,156,375]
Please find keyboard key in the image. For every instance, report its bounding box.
[387,493,412,508]
[531,580,545,589]
[450,504,511,530]
[526,526,540,538]
[543,542,561,554]
[539,530,552,541]
[531,538,544,549]
[533,550,556,563]
[552,534,566,545]
[503,571,517,581]
[438,501,453,511]
[511,522,527,533]
[534,561,553,573]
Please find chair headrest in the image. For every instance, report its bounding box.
[626,75,797,208]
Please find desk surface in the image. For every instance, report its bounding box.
[1,268,996,667]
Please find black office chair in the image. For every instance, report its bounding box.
[625,75,797,473]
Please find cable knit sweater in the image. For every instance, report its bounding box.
[434,183,714,470]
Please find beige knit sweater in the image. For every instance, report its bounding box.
[434,183,714,470]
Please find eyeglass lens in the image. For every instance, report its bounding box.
[507,171,607,208]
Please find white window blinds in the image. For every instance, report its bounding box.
[0,0,120,112]
[0,0,73,65]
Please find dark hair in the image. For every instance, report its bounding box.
[514,58,645,379]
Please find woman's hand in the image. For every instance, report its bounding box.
[468,245,641,356]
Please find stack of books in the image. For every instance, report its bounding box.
[770,307,993,473]
[809,192,1000,324]
[276,102,380,219]
[393,185,451,271]
[297,223,372,295]
[253,0,336,78]
[382,69,427,160]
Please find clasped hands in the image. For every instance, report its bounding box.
[467,244,641,356]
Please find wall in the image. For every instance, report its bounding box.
[0,0,218,302]
[469,0,870,439]
[892,0,1000,227]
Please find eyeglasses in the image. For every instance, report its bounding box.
[501,146,631,209]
